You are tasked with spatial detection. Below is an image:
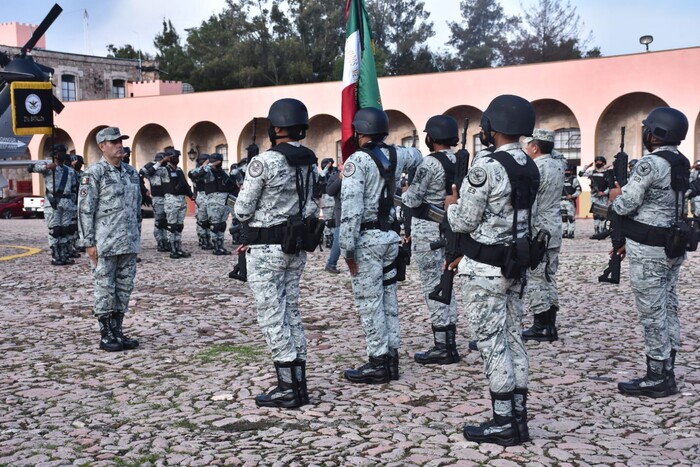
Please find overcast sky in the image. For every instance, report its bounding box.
[1,0,699,59]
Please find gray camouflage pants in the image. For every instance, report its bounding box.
[44,204,73,247]
[247,244,308,363]
[561,199,576,236]
[527,247,560,315]
[413,239,457,326]
[206,193,231,242]
[164,194,188,243]
[627,239,684,361]
[350,240,400,358]
[461,273,528,393]
[195,193,209,240]
[91,253,138,317]
[152,196,167,242]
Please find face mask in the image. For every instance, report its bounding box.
[424,135,434,152]
[595,162,603,168]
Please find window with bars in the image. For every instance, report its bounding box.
[112,79,126,98]
[554,128,581,165]
[61,75,76,101]
[216,144,229,168]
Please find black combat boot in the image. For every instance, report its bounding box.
[97,315,123,352]
[548,306,559,340]
[203,234,214,250]
[344,355,390,384]
[213,238,231,256]
[59,242,75,265]
[618,356,672,398]
[255,361,303,409]
[415,325,457,365]
[157,239,169,252]
[294,359,310,405]
[666,349,678,394]
[388,348,399,381]
[446,323,461,363]
[110,312,139,350]
[50,245,65,266]
[513,388,530,443]
[169,240,181,259]
[463,391,519,446]
[175,241,191,258]
[522,309,556,342]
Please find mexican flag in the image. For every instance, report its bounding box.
[341,0,382,161]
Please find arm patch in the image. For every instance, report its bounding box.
[467,167,487,187]
[344,161,356,177]
[248,159,264,178]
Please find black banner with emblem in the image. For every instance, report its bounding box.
[10,82,54,135]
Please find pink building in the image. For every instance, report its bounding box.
[16,46,700,214]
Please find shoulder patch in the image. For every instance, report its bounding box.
[344,161,356,177]
[80,175,90,185]
[248,159,264,178]
[636,161,652,177]
[79,187,88,198]
[467,166,487,187]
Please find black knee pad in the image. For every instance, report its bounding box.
[197,220,210,229]
[156,217,168,229]
[175,223,184,233]
[213,222,227,233]
[49,226,62,238]
[567,216,575,223]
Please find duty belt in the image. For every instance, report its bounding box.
[461,234,508,267]
[246,223,286,245]
[360,221,381,232]
[622,218,670,247]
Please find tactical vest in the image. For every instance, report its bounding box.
[361,143,398,233]
[204,167,236,194]
[562,175,577,197]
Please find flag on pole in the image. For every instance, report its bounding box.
[341,0,382,161]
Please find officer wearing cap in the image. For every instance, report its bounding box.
[78,127,141,352]
[340,107,422,384]
[609,107,690,399]
[203,153,237,255]
[402,115,460,365]
[689,158,700,218]
[522,129,567,342]
[160,148,194,259]
[579,155,610,236]
[445,94,538,446]
[30,143,80,266]
[140,153,169,252]
[234,98,322,409]
[188,152,214,250]
[561,164,581,238]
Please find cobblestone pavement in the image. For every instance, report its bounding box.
[0,217,698,467]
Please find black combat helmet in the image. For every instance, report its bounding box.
[595,156,607,164]
[424,115,459,141]
[352,107,389,136]
[267,98,309,128]
[52,143,68,154]
[209,153,224,162]
[565,164,575,174]
[642,107,688,145]
[321,157,334,170]
[154,152,165,162]
[196,153,209,165]
[481,94,535,137]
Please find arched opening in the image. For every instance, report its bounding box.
[385,110,416,148]
[183,121,227,173]
[238,117,269,165]
[531,99,581,166]
[308,114,342,164]
[444,105,483,154]
[129,124,174,170]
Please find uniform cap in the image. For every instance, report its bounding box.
[96,127,129,144]
[523,128,554,144]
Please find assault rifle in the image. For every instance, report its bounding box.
[599,127,628,284]
[428,118,470,304]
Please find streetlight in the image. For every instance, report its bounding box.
[187,147,198,161]
[639,35,653,52]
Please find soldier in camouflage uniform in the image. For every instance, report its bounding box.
[579,156,610,235]
[30,144,80,266]
[521,129,567,342]
[140,153,169,252]
[341,107,422,384]
[204,153,237,255]
[188,153,213,250]
[689,158,700,218]
[234,98,321,409]
[402,115,460,365]
[610,107,689,399]
[446,95,537,446]
[561,165,581,238]
[78,127,141,352]
[68,154,86,256]
[160,149,194,259]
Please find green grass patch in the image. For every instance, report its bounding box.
[196,344,264,363]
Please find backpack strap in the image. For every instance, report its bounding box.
[272,143,318,216]
[427,151,456,194]
[653,150,690,221]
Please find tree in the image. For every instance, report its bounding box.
[154,19,194,83]
[445,0,517,70]
[505,0,600,65]
[106,44,152,60]
[365,0,437,76]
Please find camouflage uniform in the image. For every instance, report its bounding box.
[140,161,168,246]
[528,151,567,317]
[234,142,319,364]
[447,142,533,394]
[689,167,700,217]
[561,172,581,237]
[78,157,142,317]
[611,147,685,366]
[33,161,79,249]
[161,163,192,247]
[579,166,609,234]
[340,145,421,359]
[204,164,237,252]
[401,150,458,331]
[188,163,211,248]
